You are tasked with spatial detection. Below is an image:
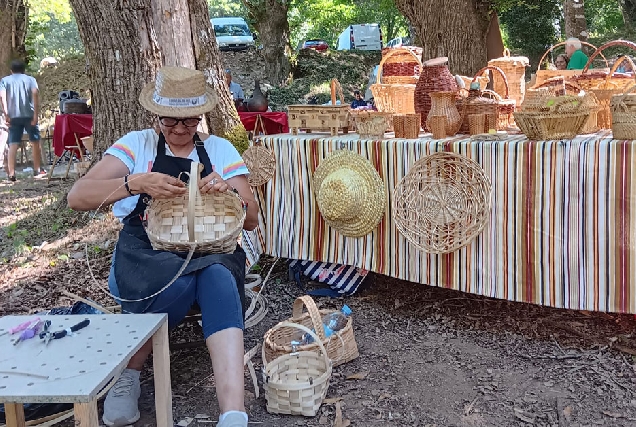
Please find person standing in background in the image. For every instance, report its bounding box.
[224,69,244,102]
[565,38,589,70]
[0,59,45,181]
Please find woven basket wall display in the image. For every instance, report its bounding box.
[145,161,246,254]
[242,144,276,186]
[414,57,458,128]
[263,295,359,367]
[263,321,332,416]
[392,152,492,254]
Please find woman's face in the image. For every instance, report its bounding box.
[158,116,201,147]
[555,56,568,70]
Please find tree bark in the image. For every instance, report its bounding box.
[619,0,636,31]
[563,0,589,41]
[394,0,491,77]
[0,0,28,77]
[68,0,162,157]
[68,0,248,155]
[241,0,291,86]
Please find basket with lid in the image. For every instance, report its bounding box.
[488,48,529,106]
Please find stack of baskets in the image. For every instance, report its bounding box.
[488,48,529,106]
[611,84,636,140]
[514,91,593,140]
[371,47,422,115]
[262,295,359,416]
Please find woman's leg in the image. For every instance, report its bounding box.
[196,264,245,414]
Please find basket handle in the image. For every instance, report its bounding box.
[292,295,328,341]
[536,76,584,94]
[187,161,204,243]
[612,83,636,112]
[602,54,636,88]
[330,79,345,105]
[480,89,503,101]
[538,41,606,70]
[471,66,509,99]
[582,39,636,73]
[503,47,510,58]
[261,321,331,370]
[377,47,423,84]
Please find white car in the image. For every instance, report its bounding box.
[386,36,412,49]
[211,17,255,51]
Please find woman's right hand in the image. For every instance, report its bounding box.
[130,172,187,199]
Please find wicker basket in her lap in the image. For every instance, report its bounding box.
[145,161,246,254]
[263,295,359,367]
[263,322,332,417]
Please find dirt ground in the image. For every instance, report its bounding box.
[1,177,636,427]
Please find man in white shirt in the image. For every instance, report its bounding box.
[224,69,244,102]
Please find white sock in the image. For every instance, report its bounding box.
[219,411,248,423]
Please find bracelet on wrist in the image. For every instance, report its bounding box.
[124,174,135,196]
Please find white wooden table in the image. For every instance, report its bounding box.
[0,314,172,427]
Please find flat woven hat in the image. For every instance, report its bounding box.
[312,151,386,237]
[139,66,217,117]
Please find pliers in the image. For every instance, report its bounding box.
[39,319,91,346]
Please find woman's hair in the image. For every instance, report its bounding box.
[566,37,582,51]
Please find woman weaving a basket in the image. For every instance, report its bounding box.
[68,66,258,427]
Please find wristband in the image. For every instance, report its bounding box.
[124,174,134,196]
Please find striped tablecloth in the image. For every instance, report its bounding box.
[254,130,636,314]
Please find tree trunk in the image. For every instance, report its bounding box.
[0,0,28,77]
[242,0,291,86]
[619,0,636,31]
[563,0,588,41]
[69,0,248,156]
[188,0,249,153]
[68,0,161,157]
[394,0,491,77]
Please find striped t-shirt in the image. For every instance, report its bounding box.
[105,129,249,220]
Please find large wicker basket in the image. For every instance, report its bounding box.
[263,322,332,417]
[378,47,423,85]
[611,84,636,140]
[371,83,417,114]
[263,295,359,367]
[514,96,591,140]
[488,48,529,106]
[145,161,246,254]
[459,66,516,131]
[392,152,492,254]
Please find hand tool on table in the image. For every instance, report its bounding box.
[13,320,45,345]
[0,317,41,337]
[39,318,91,346]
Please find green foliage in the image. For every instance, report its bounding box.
[585,0,626,37]
[268,49,380,111]
[26,0,83,69]
[207,0,248,19]
[498,0,561,71]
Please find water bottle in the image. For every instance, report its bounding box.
[297,305,352,345]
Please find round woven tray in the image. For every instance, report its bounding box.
[242,144,276,186]
[145,162,246,254]
[392,152,492,254]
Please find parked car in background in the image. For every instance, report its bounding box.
[386,36,411,49]
[336,24,383,51]
[211,17,255,51]
[301,39,329,52]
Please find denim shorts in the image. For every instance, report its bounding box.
[108,259,244,339]
[8,117,40,144]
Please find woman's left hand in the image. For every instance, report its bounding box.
[199,172,229,194]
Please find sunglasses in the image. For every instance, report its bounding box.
[159,117,201,127]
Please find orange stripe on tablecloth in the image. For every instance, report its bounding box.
[592,141,600,310]
[548,143,556,307]
[617,141,631,313]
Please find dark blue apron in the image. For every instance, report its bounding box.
[113,132,246,315]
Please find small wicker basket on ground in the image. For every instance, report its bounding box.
[263,295,359,367]
[611,84,636,140]
[392,152,492,254]
[145,161,246,254]
[262,322,332,417]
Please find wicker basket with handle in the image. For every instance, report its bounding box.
[263,295,359,367]
[263,322,332,417]
[488,47,530,106]
[371,83,416,114]
[532,41,608,87]
[514,96,591,140]
[378,47,423,85]
[145,161,246,254]
[611,84,636,140]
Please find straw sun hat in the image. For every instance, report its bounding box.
[139,66,218,117]
[312,150,386,237]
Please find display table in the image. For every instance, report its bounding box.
[255,130,635,314]
[238,112,288,135]
[52,114,93,157]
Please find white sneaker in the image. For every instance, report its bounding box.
[217,412,248,427]
[102,369,141,426]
